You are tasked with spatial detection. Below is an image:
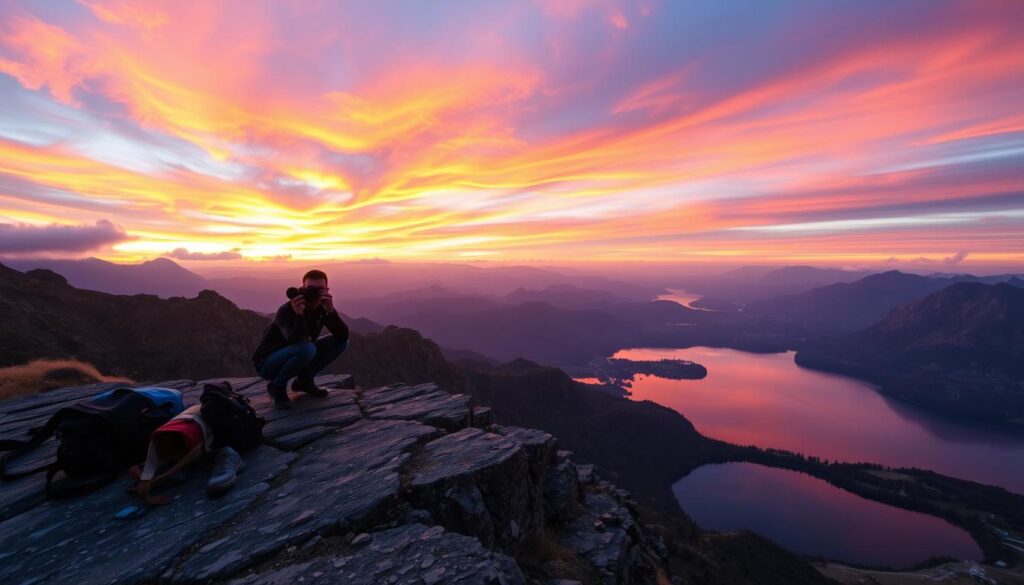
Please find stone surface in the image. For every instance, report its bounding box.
[255,384,362,449]
[576,463,597,486]
[472,406,493,428]
[544,459,581,524]
[165,418,441,583]
[227,523,526,585]
[364,383,472,430]
[556,491,646,585]
[492,425,557,538]
[409,427,531,552]
[0,374,668,585]
[0,445,294,585]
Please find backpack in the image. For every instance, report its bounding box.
[199,381,264,451]
[0,388,182,498]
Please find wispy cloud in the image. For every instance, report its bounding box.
[0,219,129,255]
[0,0,1021,267]
[164,247,242,261]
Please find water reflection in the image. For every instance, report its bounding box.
[613,346,1024,493]
[674,462,982,568]
[655,289,716,311]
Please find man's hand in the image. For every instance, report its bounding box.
[321,291,335,314]
[290,295,306,315]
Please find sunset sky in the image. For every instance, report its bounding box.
[1,0,1023,270]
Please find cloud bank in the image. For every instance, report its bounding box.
[0,219,128,255]
[0,0,1021,267]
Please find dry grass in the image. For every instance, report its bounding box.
[0,359,132,401]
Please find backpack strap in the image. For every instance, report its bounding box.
[136,443,203,506]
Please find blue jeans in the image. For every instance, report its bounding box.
[258,335,349,388]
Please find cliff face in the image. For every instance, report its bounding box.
[0,374,671,585]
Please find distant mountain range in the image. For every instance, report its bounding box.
[747,270,1024,333]
[5,257,207,298]
[796,283,1024,424]
[4,257,665,313]
[680,265,874,307]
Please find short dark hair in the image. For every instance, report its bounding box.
[302,269,328,285]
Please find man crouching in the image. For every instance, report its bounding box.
[251,269,349,409]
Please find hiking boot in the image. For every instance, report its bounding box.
[291,378,329,397]
[267,383,292,409]
[207,447,244,496]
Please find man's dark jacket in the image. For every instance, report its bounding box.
[251,302,349,372]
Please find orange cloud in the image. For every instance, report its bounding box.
[0,1,1021,269]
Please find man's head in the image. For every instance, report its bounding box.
[301,269,329,308]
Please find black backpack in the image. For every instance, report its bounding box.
[0,388,176,498]
[199,381,265,451]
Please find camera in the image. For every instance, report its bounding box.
[286,286,323,303]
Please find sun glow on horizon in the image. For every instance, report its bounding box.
[0,1,1022,270]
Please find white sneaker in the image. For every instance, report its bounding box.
[207,447,244,495]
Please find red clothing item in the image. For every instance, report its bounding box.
[150,418,204,461]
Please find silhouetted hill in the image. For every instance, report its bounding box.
[502,284,635,309]
[758,265,873,289]
[399,301,637,364]
[205,261,663,312]
[797,283,1024,423]
[346,293,508,324]
[0,263,264,379]
[748,270,951,332]
[929,271,1024,284]
[5,257,206,298]
[0,263,460,391]
[681,265,874,306]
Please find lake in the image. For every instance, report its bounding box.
[605,345,1024,567]
[655,288,715,311]
[612,346,1024,494]
[674,462,982,568]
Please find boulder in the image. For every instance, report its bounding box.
[556,491,648,585]
[544,458,581,524]
[408,427,531,552]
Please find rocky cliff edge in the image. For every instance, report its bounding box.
[0,374,671,585]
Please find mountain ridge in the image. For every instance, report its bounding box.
[796,282,1024,423]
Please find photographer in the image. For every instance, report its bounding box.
[251,269,350,409]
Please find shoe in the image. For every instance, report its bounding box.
[291,378,329,397]
[207,447,244,496]
[267,383,292,409]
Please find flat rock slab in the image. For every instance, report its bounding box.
[0,445,294,585]
[365,384,472,430]
[254,386,363,450]
[227,523,526,585]
[409,427,530,551]
[360,383,436,408]
[165,419,442,583]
